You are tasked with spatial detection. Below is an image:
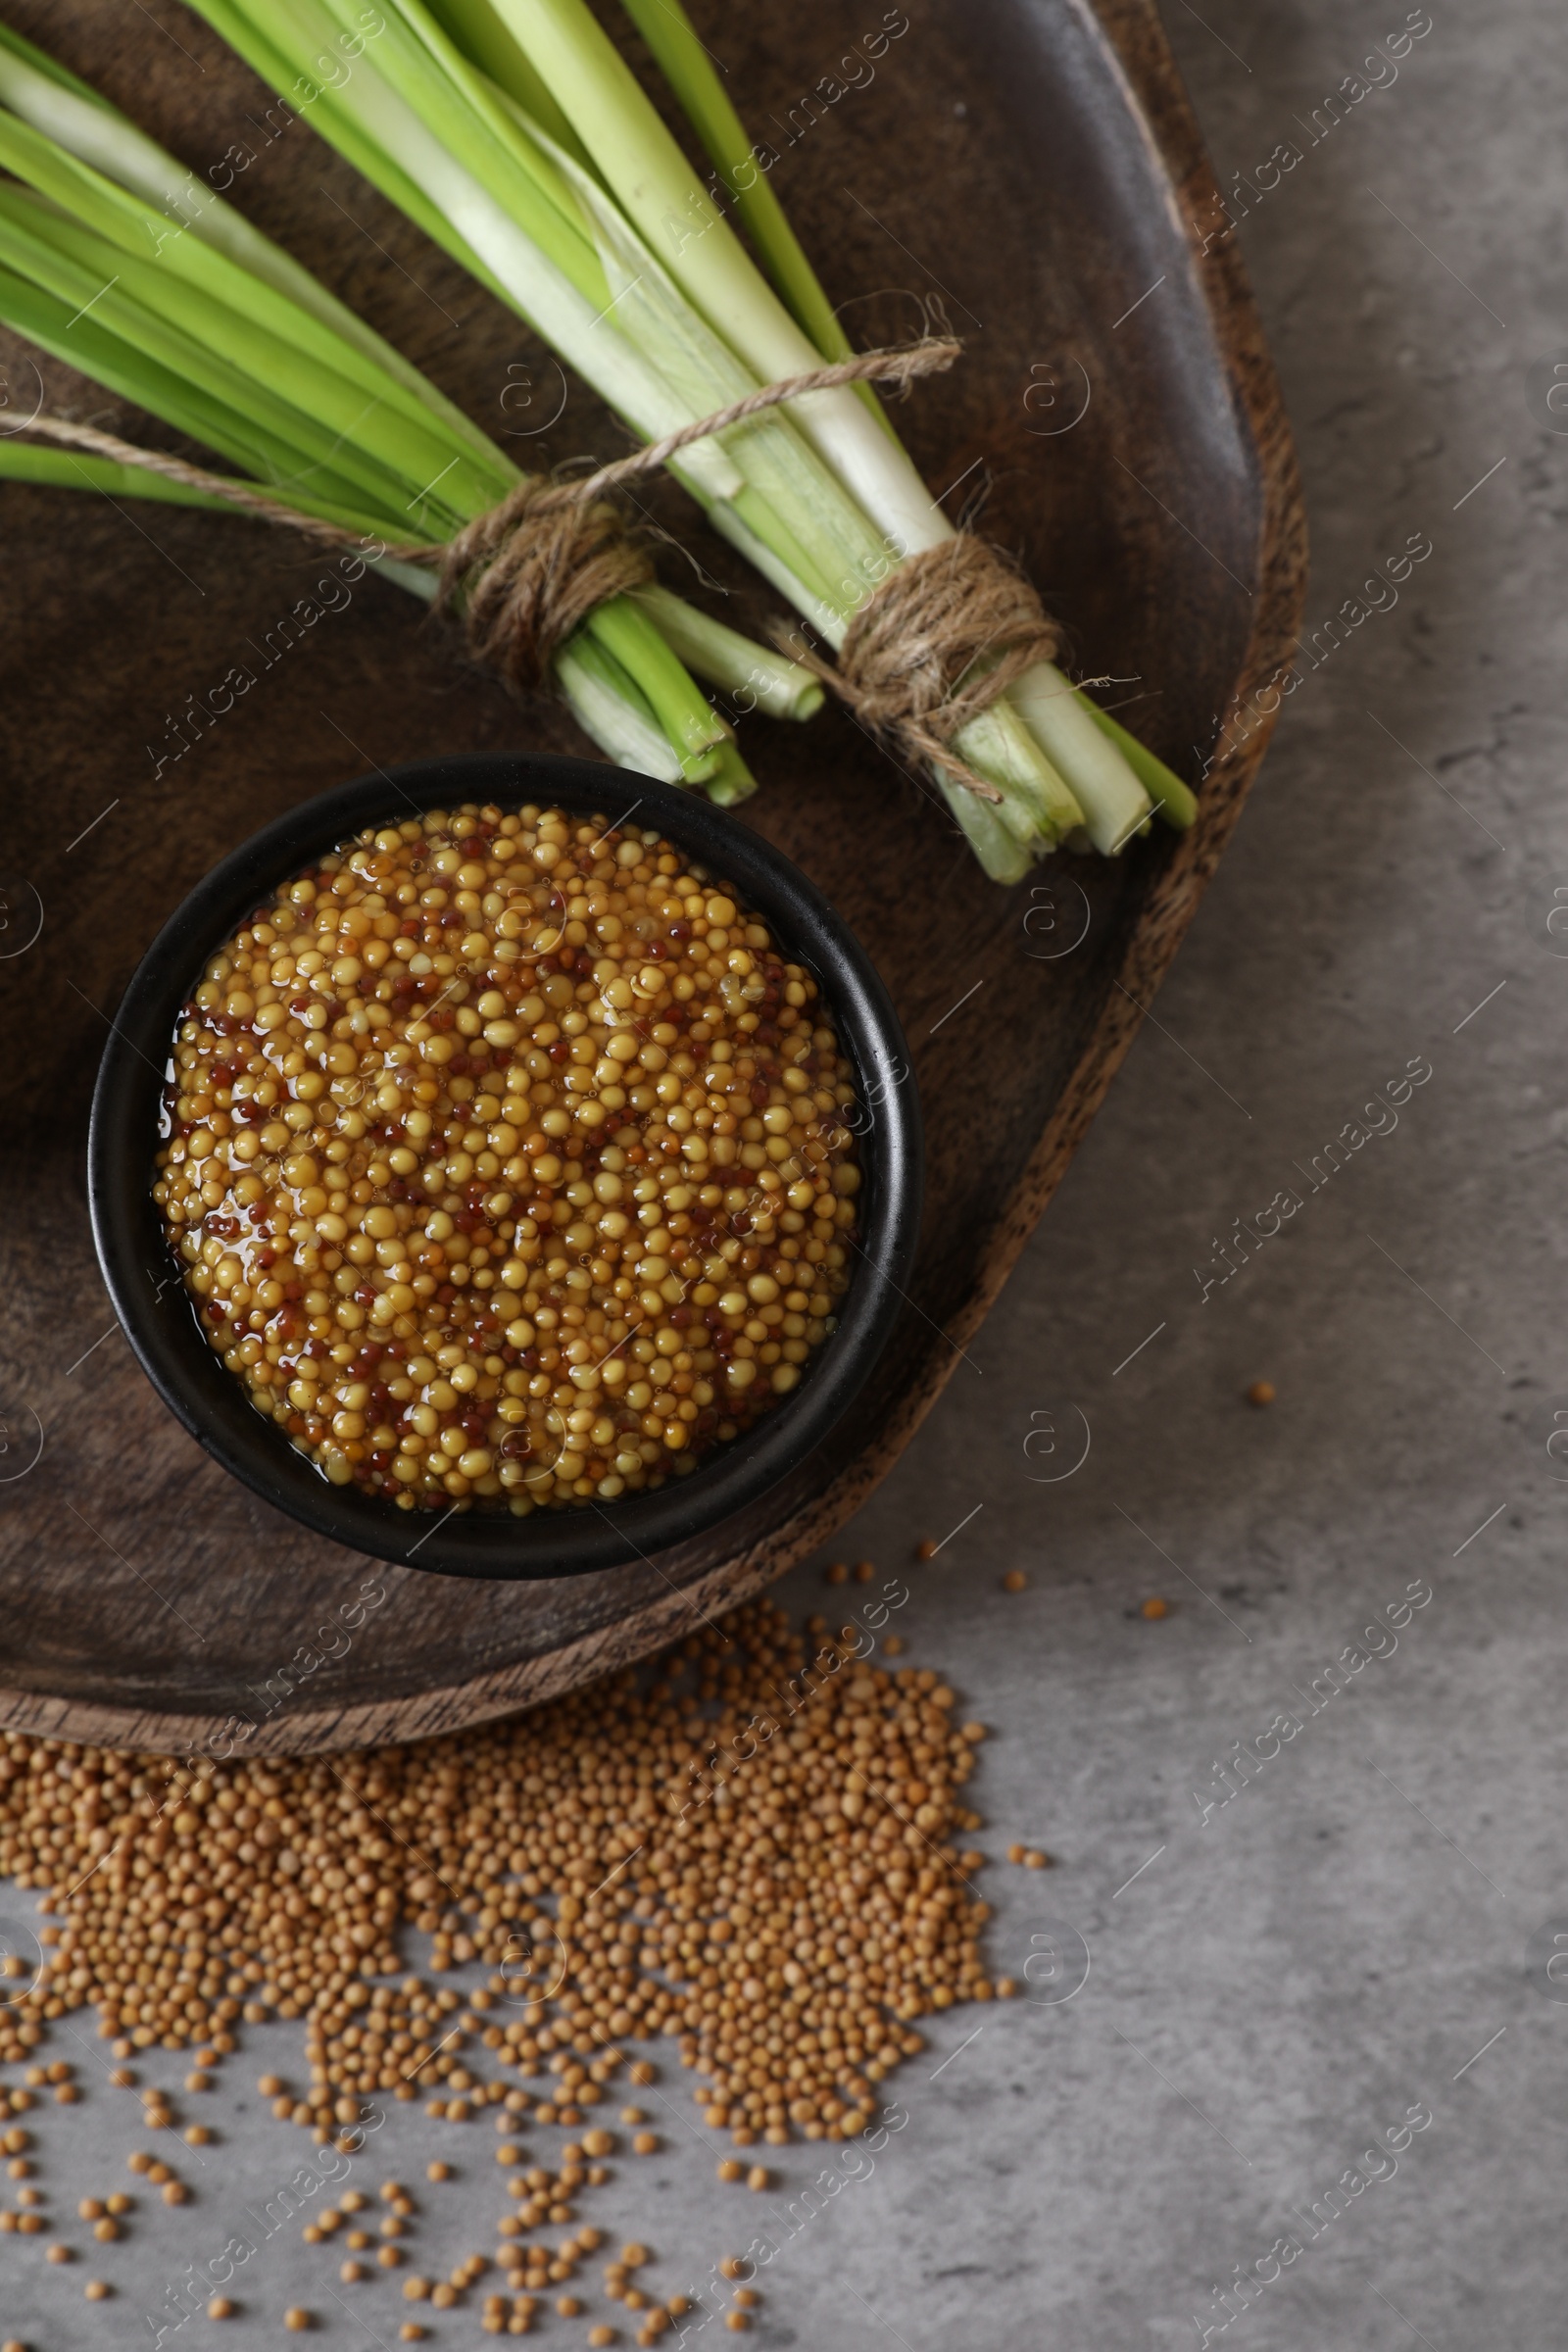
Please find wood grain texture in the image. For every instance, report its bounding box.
[0,0,1305,1754]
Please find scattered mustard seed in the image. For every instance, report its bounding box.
[0,1597,1002,2342]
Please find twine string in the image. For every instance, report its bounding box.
[17,337,962,560]
[772,537,1062,805]
[16,334,1061,792]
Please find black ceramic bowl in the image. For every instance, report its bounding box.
[88,753,921,1580]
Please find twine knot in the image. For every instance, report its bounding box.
[779,536,1062,803]
[433,479,653,696]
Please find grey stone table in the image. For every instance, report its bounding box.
[5,1,1564,2347]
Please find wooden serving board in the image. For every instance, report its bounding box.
[0,0,1304,1753]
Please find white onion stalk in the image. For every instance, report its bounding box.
[483,0,949,559]
[630,586,823,722]
[1006,663,1153,856]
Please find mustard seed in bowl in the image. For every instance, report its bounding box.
[152,801,862,1514]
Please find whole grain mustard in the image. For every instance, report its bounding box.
[154,801,862,1511]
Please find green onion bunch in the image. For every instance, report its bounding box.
[0,20,826,800]
[181,0,1199,879]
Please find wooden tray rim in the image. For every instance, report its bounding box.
[0,0,1307,1757]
